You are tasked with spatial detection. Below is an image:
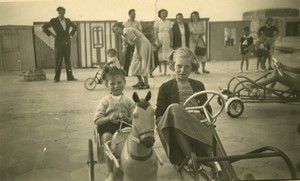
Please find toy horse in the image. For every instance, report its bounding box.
[105,91,158,181]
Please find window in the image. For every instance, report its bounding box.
[92,26,103,48]
[224,27,236,46]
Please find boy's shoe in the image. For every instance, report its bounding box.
[238,70,243,73]
[132,82,143,88]
[138,84,150,89]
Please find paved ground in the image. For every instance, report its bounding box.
[0,53,300,181]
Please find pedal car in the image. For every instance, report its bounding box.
[219,57,300,118]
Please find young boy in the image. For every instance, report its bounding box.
[93,67,135,180]
[239,26,253,73]
[254,31,270,72]
[99,48,121,83]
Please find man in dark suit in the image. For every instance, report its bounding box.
[172,13,190,50]
[42,6,77,82]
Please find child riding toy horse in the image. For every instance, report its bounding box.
[104,91,158,181]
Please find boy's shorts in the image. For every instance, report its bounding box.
[97,122,130,137]
[256,49,268,58]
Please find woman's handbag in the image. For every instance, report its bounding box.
[194,36,206,56]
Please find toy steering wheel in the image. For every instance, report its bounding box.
[183,91,225,125]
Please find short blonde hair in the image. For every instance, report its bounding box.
[168,47,199,71]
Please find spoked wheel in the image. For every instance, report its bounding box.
[84,78,97,91]
[226,98,244,118]
[183,91,225,125]
[87,139,95,181]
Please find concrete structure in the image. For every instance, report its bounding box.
[0,26,36,71]
[243,8,300,37]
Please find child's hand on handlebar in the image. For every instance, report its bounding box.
[118,113,126,120]
[110,114,120,124]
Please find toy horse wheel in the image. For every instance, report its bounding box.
[87,139,95,181]
[183,91,225,124]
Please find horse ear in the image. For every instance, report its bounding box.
[145,91,151,101]
[133,92,140,103]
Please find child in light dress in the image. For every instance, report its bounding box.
[99,48,121,83]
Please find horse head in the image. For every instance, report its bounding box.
[132,91,155,148]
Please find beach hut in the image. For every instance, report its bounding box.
[0,25,35,71]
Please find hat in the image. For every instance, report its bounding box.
[56,6,65,12]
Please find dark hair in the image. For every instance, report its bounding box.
[107,48,117,55]
[243,26,250,32]
[176,13,183,18]
[56,6,65,12]
[190,11,200,22]
[158,9,168,18]
[105,67,126,86]
[112,23,124,33]
[128,9,135,15]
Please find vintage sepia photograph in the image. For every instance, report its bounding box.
[0,0,300,180]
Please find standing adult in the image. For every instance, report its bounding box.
[189,11,210,74]
[112,23,154,89]
[42,6,77,82]
[258,17,279,70]
[122,9,143,76]
[154,9,173,76]
[172,13,190,50]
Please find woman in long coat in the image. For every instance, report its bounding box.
[113,23,154,89]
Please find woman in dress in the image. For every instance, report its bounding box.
[112,23,154,89]
[154,9,173,76]
[155,47,212,171]
[189,11,210,74]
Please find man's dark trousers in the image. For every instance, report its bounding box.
[54,38,74,80]
[124,44,135,76]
